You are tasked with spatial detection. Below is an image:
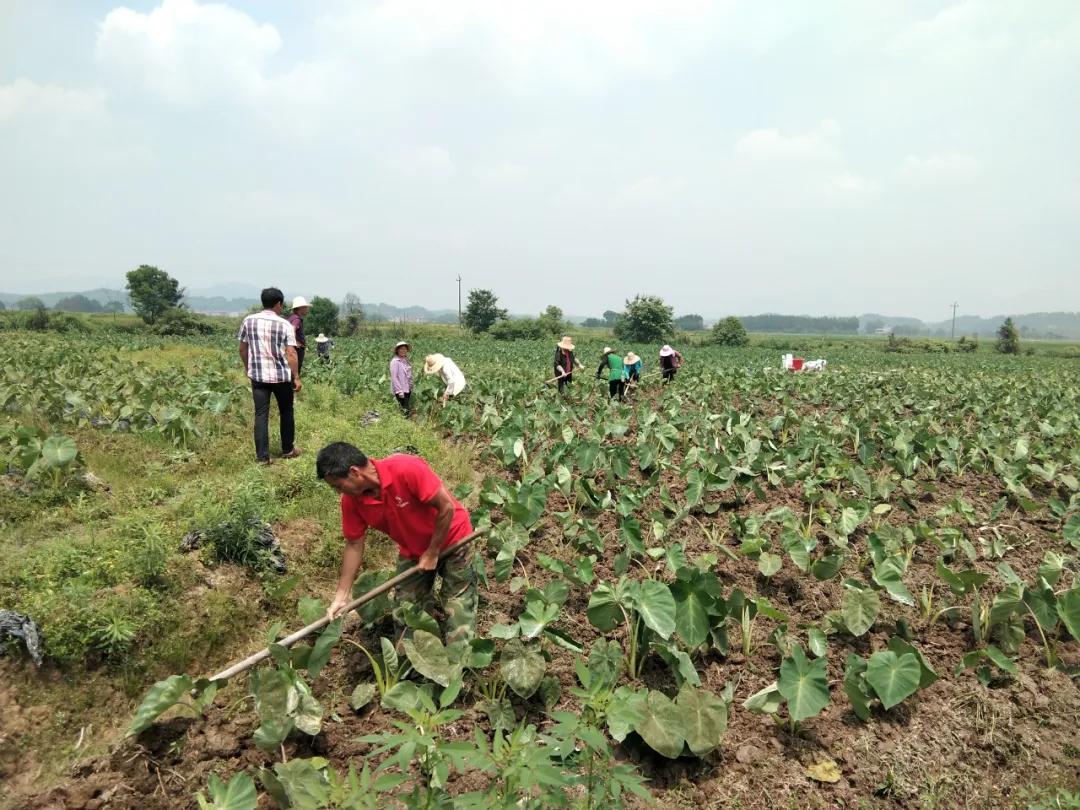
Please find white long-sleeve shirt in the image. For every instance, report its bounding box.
[440,357,467,396]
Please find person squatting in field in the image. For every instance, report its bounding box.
[553,335,584,392]
[423,353,467,406]
[389,341,413,415]
[623,352,642,384]
[288,296,310,373]
[319,442,477,644]
[237,287,302,465]
[596,346,626,400]
[659,344,684,383]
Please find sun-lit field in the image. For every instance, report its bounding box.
[2,328,1080,809]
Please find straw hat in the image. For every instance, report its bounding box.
[557,336,575,351]
[423,354,446,375]
[602,346,613,355]
[659,344,674,357]
[394,341,411,353]
[291,296,310,310]
[315,333,329,343]
[624,352,640,365]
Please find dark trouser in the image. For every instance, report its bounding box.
[627,370,640,383]
[662,368,677,383]
[252,380,295,461]
[608,379,625,399]
[557,372,572,392]
[318,353,330,364]
[296,346,306,373]
[396,391,412,415]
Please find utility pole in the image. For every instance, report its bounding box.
[950,302,958,339]
[456,275,462,326]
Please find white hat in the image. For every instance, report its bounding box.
[602,346,613,354]
[315,333,329,343]
[423,354,446,375]
[624,352,640,365]
[557,336,575,350]
[394,341,411,351]
[291,296,310,310]
[659,345,674,357]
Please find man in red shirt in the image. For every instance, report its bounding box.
[317,442,477,644]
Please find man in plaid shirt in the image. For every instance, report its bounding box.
[238,287,303,464]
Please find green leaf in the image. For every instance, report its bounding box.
[41,435,77,468]
[886,637,937,689]
[676,685,727,756]
[500,638,546,699]
[865,651,920,710]
[635,580,677,640]
[743,682,781,714]
[586,582,622,633]
[307,618,342,679]
[758,552,782,578]
[652,642,700,688]
[197,772,258,810]
[478,697,516,733]
[838,507,861,537]
[273,758,331,810]
[671,580,711,647]
[872,557,915,606]
[808,628,828,658]
[128,674,194,736]
[843,654,872,722]
[349,682,376,711]
[1057,588,1080,641]
[635,691,686,759]
[402,630,452,687]
[841,588,880,637]
[1023,583,1060,632]
[297,597,325,625]
[381,681,426,713]
[778,646,829,723]
[811,551,846,581]
[984,645,1018,677]
[936,559,989,595]
[607,686,648,743]
[1065,514,1080,550]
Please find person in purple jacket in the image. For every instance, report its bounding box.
[390,341,413,415]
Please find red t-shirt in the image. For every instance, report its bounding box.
[340,455,472,560]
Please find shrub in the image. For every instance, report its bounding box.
[710,316,750,347]
[996,318,1020,354]
[149,308,215,336]
[956,336,978,353]
[490,317,548,341]
[613,295,674,342]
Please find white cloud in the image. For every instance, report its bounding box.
[735,119,840,162]
[824,171,879,197]
[95,0,282,104]
[0,79,106,121]
[899,153,982,186]
[475,162,529,184]
[615,175,687,207]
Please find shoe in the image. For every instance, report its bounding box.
[258,457,274,466]
[281,448,303,460]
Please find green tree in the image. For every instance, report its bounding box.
[462,289,507,334]
[602,310,621,326]
[0,299,6,311]
[674,314,705,331]
[710,316,750,347]
[54,294,104,313]
[613,295,673,342]
[15,296,45,311]
[581,317,606,328]
[103,300,125,314]
[537,305,567,335]
[995,317,1020,354]
[340,292,363,317]
[306,296,340,336]
[125,265,183,324]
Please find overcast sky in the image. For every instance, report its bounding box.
[2,0,1077,320]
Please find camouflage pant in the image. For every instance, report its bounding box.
[393,544,477,645]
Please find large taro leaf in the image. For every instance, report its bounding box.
[936,560,989,595]
[607,686,647,743]
[352,570,393,625]
[676,684,727,756]
[586,582,622,633]
[1056,588,1080,641]
[886,637,937,689]
[291,678,323,737]
[41,435,78,468]
[588,639,625,689]
[872,557,915,606]
[670,579,711,647]
[778,646,829,723]
[500,638,546,699]
[381,681,429,713]
[841,588,880,637]
[743,682,781,715]
[196,772,258,810]
[252,669,297,752]
[402,630,453,687]
[272,758,331,810]
[129,674,194,736]
[349,683,377,712]
[307,618,342,680]
[634,580,677,640]
[1023,582,1059,632]
[652,642,701,688]
[865,651,920,710]
[635,690,686,759]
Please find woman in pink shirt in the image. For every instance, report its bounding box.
[389,341,413,415]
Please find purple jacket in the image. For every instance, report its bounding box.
[390,355,413,395]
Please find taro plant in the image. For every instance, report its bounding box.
[745,645,829,731]
[587,576,676,679]
[845,637,937,720]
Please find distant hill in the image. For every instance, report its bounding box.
[860,312,1080,340]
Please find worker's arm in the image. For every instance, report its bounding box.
[418,486,456,571]
[285,346,301,390]
[239,341,249,374]
[327,539,365,621]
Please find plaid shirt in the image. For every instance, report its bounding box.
[238,310,298,383]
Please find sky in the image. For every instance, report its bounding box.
[1,0,1078,320]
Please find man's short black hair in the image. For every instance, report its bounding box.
[316,442,369,480]
[261,287,285,309]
